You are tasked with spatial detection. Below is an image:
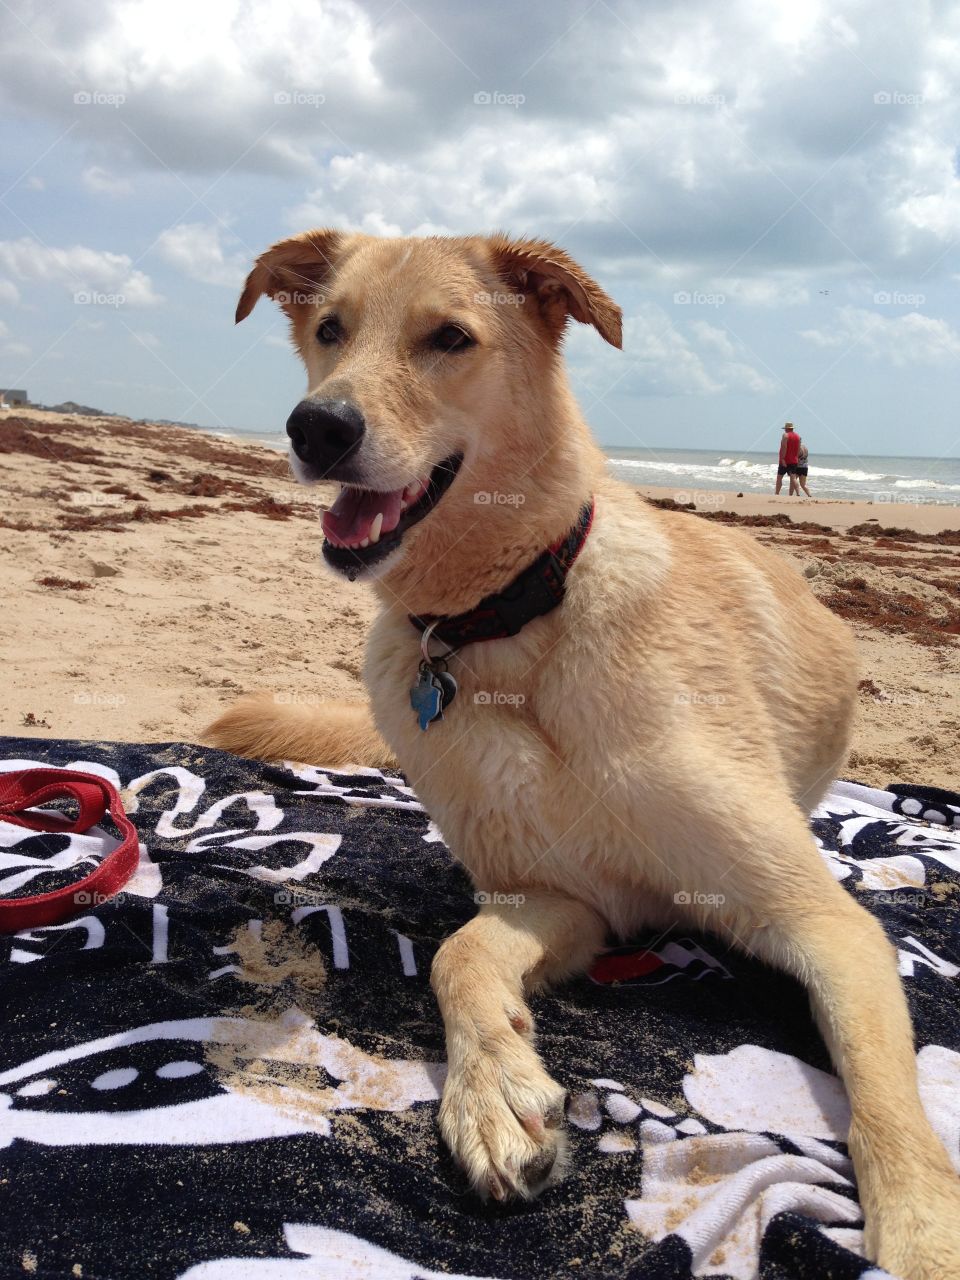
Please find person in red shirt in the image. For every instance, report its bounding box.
[775,423,802,495]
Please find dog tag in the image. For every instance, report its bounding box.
[435,669,458,712]
[410,665,444,731]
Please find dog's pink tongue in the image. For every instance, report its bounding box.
[322,485,405,546]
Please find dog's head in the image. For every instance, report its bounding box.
[237,231,621,579]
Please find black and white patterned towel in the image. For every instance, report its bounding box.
[0,737,958,1280]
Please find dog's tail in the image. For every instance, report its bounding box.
[203,695,396,769]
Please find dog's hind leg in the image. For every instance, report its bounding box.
[430,891,606,1201]
[203,694,396,768]
[720,806,960,1280]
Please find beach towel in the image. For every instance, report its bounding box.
[0,736,957,1280]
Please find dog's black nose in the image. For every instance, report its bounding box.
[285,398,365,474]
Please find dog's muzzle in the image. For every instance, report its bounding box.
[321,452,464,578]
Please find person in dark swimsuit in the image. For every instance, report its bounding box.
[796,442,812,496]
[775,423,801,495]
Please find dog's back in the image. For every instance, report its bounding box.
[633,494,858,810]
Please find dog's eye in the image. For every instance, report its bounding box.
[431,324,475,354]
[316,316,342,345]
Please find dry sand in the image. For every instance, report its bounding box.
[2,408,958,790]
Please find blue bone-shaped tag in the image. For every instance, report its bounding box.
[410,667,443,731]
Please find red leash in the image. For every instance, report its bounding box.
[0,767,140,932]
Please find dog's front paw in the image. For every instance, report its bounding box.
[866,1169,960,1280]
[439,1037,568,1201]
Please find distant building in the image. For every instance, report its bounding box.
[0,388,28,406]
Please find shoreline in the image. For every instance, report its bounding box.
[631,483,960,535]
[17,408,959,513]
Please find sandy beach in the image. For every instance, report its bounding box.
[2,408,958,790]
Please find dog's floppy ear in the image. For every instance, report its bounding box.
[486,234,622,349]
[235,229,343,323]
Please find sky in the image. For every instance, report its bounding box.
[1,0,959,458]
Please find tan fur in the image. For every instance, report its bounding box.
[205,231,960,1278]
[206,695,395,769]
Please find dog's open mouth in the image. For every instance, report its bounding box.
[321,452,463,575]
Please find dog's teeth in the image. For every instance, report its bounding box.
[369,512,383,544]
[360,537,370,549]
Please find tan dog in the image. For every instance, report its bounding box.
[207,230,960,1279]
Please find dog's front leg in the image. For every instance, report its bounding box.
[741,810,960,1280]
[431,891,606,1201]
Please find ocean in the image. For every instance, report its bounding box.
[229,429,960,508]
[605,447,960,507]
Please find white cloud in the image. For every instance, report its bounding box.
[23,176,45,191]
[285,139,605,240]
[1,0,957,285]
[567,305,775,400]
[689,321,778,392]
[721,360,779,393]
[82,165,133,196]
[0,319,31,360]
[690,321,737,360]
[1,0,959,448]
[617,309,724,396]
[801,306,960,365]
[130,330,161,349]
[0,279,21,306]
[0,0,386,176]
[0,238,161,306]
[711,276,812,308]
[155,222,248,288]
[566,308,717,400]
[828,15,860,48]
[568,304,773,399]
